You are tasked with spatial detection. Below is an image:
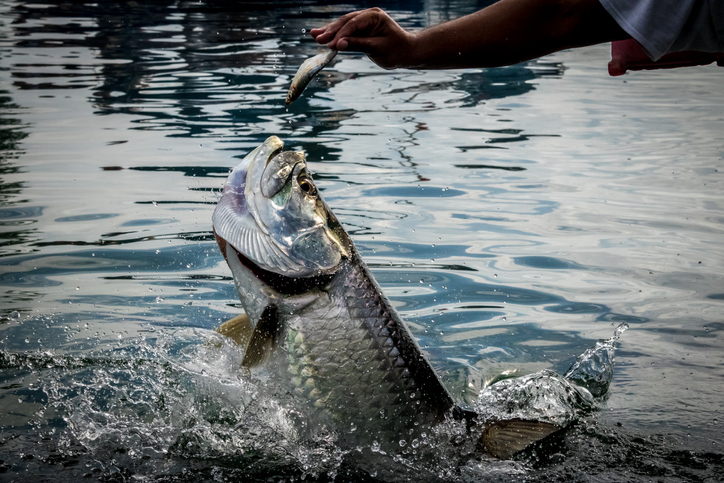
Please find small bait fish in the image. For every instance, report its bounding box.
[285,49,337,105]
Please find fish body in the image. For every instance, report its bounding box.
[285,50,337,105]
[212,136,616,458]
[213,136,460,449]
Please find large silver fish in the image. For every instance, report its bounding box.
[211,136,613,461]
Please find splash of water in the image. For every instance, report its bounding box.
[474,323,628,427]
[564,323,628,397]
[0,323,629,481]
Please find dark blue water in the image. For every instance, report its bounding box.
[1,0,723,481]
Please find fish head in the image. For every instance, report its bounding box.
[213,136,350,278]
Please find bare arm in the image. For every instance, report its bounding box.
[311,0,629,69]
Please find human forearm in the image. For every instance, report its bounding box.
[312,0,629,70]
[409,0,628,68]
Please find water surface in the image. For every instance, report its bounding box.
[1,0,723,481]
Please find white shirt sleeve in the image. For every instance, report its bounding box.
[600,0,724,60]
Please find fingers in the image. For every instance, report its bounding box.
[310,10,366,45]
[335,36,377,54]
[328,9,384,49]
[308,8,409,69]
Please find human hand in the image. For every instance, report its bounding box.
[310,8,416,69]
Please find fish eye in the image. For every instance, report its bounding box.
[298,177,316,195]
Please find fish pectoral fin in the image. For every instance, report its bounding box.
[215,313,255,347]
[214,306,281,368]
[241,305,280,368]
[479,419,562,459]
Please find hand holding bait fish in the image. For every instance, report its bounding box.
[285,49,337,105]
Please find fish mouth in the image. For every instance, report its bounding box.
[246,137,285,205]
[245,136,308,204]
[265,145,283,166]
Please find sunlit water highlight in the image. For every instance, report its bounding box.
[1,0,723,481]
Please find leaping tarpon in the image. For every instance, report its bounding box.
[211,136,623,463]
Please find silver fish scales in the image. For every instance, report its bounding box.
[283,257,454,441]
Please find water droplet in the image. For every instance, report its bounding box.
[75,286,80,291]
[399,439,407,447]
[371,441,381,452]
[301,28,306,33]
[411,438,420,448]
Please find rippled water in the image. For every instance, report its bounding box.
[1,0,723,481]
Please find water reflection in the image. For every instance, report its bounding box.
[0,89,36,314]
[1,0,724,481]
[7,0,564,143]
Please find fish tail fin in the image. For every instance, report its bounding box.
[479,419,562,459]
[453,407,562,459]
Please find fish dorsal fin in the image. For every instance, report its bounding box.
[214,306,281,368]
[480,419,562,459]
